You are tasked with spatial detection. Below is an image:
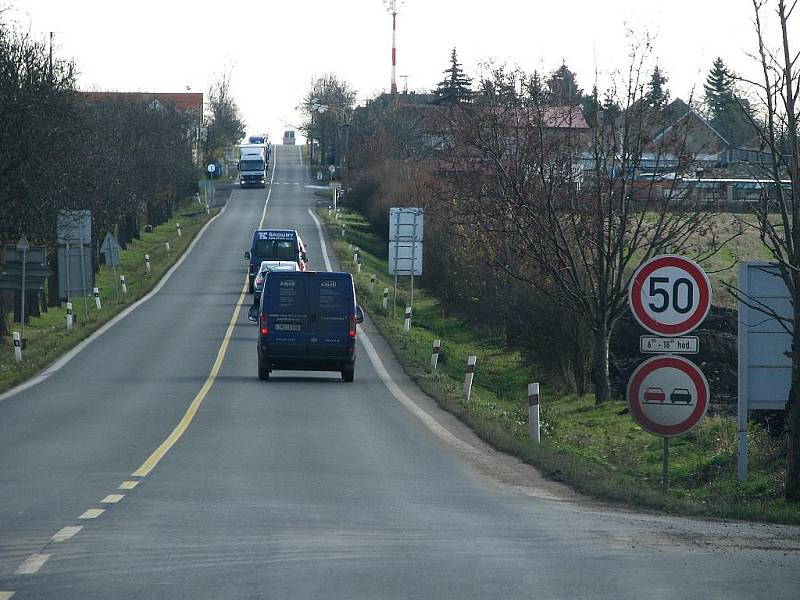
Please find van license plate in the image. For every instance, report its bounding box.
[275,323,301,331]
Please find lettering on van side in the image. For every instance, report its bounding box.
[259,232,296,240]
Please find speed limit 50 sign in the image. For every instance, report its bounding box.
[628,255,711,336]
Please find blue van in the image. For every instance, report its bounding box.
[250,271,364,381]
[244,229,308,293]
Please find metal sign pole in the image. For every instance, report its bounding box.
[20,248,27,338]
[112,262,119,302]
[738,396,749,482]
[78,232,89,319]
[662,437,669,491]
[65,241,71,303]
[410,215,417,310]
[393,274,398,317]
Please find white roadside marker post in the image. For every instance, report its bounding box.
[120,275,127,295]
[66,302,73,330]
[13,331,22,363]
[357,262,362,273]
[404,306,412,332]
[165,241,170,252]
[382,287,389,311]
[528,383,541,443]
[145,254,151,275]
[353,250,358,264]
[93,287,102,310]
[369,274,376,297]
[341,226,345,238]
[431,339,441,370]
[464,356,477,401]
[176,223,182,237]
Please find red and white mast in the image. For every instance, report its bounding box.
[383,0,402,98]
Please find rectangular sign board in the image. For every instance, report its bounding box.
[640,336,699,354]
[3,247,47,266]
[57,246,93,299]
[389,208,424,241]
[738,261,790,411]
[389,241,423,275]
[57,210,92,245]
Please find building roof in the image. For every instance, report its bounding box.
[78,91,203,115]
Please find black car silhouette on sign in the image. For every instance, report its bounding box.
[670,388,693,404]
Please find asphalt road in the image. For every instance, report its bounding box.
[0,145,798,599]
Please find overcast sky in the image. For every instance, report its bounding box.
[12,0,775,141]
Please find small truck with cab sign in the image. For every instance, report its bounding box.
[244,229,308,293]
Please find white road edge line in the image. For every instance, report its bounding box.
[0,203,227,405]
[15,553,50,575]
[306,207,483,459]
[0,591,15,599]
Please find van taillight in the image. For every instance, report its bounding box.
[349,314,357,338]
[259,313,269,335]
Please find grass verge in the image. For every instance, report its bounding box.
[322,206,800,524]
[0,200,219,395]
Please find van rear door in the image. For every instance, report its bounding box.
[265,275,310,356]
[307,274,352,359]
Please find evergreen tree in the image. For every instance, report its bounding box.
[703,57,756,145]
[434,48,473,105]
[580,85,601,128]
[644,66,670,109]
[546,62,582,105]
[703,57,733,123]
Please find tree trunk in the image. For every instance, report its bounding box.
[592,323,611,404]
[786,316,800,502]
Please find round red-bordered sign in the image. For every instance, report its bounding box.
[628,255,711,336]
[627,355,709,437]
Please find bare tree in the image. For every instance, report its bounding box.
[205,70,246,162]
[735,0,800,500]
[444,54,717,404]
[301,74,356,166]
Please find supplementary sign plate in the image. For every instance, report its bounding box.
[640,336,699,354]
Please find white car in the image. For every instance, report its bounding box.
[253,260,298,301]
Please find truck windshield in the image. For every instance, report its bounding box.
[253,239,297,261]
[240,160,265,171]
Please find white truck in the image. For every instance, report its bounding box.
[238,144,269,188]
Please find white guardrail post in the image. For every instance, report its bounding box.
[431,339,441,370]
[13,331,22,363]
[464,355,477,401]
[528,383,541,443]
